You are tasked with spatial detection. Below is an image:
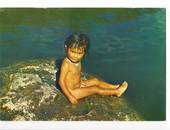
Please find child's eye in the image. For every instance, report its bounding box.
[70,49,83,54]
[71,50,76,53]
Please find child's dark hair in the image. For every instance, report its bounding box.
[64,33,89,53]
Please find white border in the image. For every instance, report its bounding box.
[0,0,169,130]
[0,0,169,7]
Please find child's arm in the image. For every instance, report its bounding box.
[59,61,78,104]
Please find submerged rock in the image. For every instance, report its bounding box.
[0,59,143,121]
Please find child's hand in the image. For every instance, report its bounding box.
[81,80,86,88]
[69,96,78,105]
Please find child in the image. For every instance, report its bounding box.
[59,34,128,105]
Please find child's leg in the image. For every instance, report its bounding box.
[70,82,128,100]
[82,78,120,89]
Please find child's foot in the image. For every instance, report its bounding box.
[116,81,128,97]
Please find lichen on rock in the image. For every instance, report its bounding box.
[0,59,143,121]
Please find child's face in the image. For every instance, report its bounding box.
[67,47,85,63]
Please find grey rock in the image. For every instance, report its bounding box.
[0,59,143,121]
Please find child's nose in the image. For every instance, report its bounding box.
[76,54,79,58]
[75,54,81,58]
[73,53,78,58]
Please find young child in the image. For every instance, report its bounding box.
[59,34,128,105]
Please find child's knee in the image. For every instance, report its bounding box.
[93,78,99,84]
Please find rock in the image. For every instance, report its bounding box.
[0,59,143,121]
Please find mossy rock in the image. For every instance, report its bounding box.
[0,59,143,121]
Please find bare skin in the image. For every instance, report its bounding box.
[59,47,128,105]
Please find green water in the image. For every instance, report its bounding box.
[0,8,166,120]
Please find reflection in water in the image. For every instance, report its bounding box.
[0,8,166,120]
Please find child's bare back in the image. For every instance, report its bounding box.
[58,34,128,105]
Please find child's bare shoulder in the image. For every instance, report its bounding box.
[61,58,70,69]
